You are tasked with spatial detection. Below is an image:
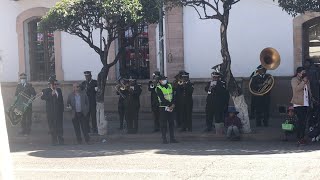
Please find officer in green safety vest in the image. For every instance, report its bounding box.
[155,75,179,144]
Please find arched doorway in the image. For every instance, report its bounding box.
[25,18,55,81]
[16,7,63,81]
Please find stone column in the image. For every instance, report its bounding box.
[165,7,184,80]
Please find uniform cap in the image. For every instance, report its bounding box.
[84,71,92,76]
[19,73,27,79]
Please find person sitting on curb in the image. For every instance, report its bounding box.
[225,106,242,141]
[282,106,297,141]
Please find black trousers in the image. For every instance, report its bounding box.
[294,106,308,139]
[21,108,32,134]
[118,105,125,129]
[206,105,225,130]
[178,102,193,130]
[47,113,64,144]
[87,104,97,132]
[255,110,270,127]
[152,107,160,130]
[159,108,175,141]
[125,107,139,134]
[72,112,90,143]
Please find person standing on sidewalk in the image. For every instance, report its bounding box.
[117,77,127,130]
[80,71,98,134]
[251,65,271,127]
[291,67,312,145]
[123,78,142,134]
[15,73,36,135]
[148,71,161,132]
[204,72,230,134]
[67,83,90,144]
[175,70,194,132]
[156,75,178,144]
[41,76,64,145]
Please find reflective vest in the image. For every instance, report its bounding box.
[157,84,173,106]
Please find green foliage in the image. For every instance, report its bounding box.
[40,0,161,54]
[276,0,320,17]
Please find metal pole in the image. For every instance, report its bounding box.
[159,4,165,75]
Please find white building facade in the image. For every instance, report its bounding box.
[0,0,320,114]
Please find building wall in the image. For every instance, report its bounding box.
[60,32,102,81]
[183,0,294,78]
[0,0,102,82]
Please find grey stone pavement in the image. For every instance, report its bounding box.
[6,113,320,180]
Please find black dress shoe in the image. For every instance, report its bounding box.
[153,129,160,133]
[180,128,186,132]
[170,139,179,143]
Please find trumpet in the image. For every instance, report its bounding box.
[207,81,216,94]
[149,80,158,89]
[115,80,129,98]
[177,79,189,86]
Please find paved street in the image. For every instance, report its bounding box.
[9,140,320,180]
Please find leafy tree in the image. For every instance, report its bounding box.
[41,0,161,102]
[276,0,320,16]
[166,0,252,133]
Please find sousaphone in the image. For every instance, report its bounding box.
[249,47,281,96]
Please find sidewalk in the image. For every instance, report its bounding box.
[7,112,285,145]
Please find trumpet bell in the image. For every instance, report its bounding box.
[260,47,280,70]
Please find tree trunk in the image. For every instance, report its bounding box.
[219,8,251,133]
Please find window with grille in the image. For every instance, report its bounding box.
[28,18,55,81]
[303,17,320,63]
[118,24,150,79]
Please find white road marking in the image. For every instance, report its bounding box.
[15,168,170,174]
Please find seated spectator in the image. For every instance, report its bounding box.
[225,106,242,140]
[282,106,297,141]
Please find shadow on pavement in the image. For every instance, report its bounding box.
[10,140,320,158]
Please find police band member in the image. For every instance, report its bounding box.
[175,70,194,132]
[148,71,161,132]
[119,77,142,134]
[15,73,36,135]
[156,75,179,144]
[81,71,98,133]
[205,72,230,133]
[117,77,126,130]
[41,76,64,145]
[251,65,271,127]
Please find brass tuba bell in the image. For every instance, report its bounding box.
[260,47,280,70]
[249,47,280,96]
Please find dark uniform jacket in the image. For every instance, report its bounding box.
[81,79,98,106]
[205,80,229,112]
[41,88,64,115]
[148,81,159,110]
[175,82,194,102]
[15,83,36,97]
[121,84,142,110]
[251,74,271,109]
[15,83,36,110]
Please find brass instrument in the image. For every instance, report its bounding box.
[149,81,158,89]
[115,80,129,98]
[249,47,280,96]
[7,91,43,126]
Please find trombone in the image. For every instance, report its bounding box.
[115,80,128,98]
